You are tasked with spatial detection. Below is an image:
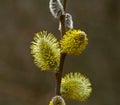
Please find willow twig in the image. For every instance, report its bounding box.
[55,0,67,95]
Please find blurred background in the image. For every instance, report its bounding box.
[0,0,120,105]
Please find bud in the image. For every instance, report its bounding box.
[59,13,73,31]
[49,0,64,18]
[49,95,66,105]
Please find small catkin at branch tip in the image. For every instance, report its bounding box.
[49,0,64,18]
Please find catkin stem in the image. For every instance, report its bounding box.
[55,0,67,95]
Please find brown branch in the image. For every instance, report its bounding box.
[55,0,67,95]
[63,0,67,13]
[55,53,66,95]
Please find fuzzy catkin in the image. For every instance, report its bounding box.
[61,72,92,102]
[30,31,60,71]
[60,29,88,55]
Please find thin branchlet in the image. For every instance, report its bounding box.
[55,0,67,95]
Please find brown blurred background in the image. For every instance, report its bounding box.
[0,0,120,105]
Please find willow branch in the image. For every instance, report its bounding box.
[55,0,67,95]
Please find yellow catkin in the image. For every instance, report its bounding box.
[60,29,88,55]
[61,72,92,102]
[30,31,60,71]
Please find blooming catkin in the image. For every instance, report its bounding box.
[61,72,92,102]
[49,96,66,105]
[30,31,60,71]
[60,29,88,55]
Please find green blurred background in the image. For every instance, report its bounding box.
[0,0,120,105]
